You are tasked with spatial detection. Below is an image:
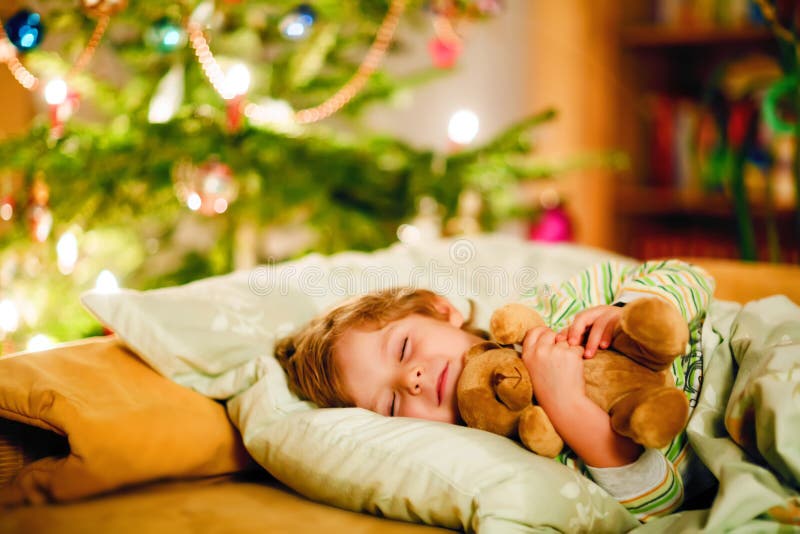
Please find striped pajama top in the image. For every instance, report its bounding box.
[520,259,715,522]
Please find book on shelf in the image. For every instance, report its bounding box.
[631,230,740,260]
[631,230,799,263]
[646,92,780,195]
[648,94,706,192]
[654,0,763,28]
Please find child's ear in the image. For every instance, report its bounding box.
[432,296,465,328]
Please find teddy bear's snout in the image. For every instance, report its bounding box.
[491,362,533,412]
[492,367,522,389]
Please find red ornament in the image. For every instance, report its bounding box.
[226,95,245,132]
[173,159,238,216]
[428,36,461,69]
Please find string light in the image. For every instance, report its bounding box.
[448,109,480,145]
[0,299,19,334]
[26,334,56,352]
[94,270,120,293]
[244,99,297,133]
[56,231,79,275]
[397,223,421,244]
[222,62,251,99]
[44,78,68,105]
[186,192,202,211]
[0,200,12,221]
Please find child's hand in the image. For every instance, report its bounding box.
[521,326,587,414]
[555,305,624,359]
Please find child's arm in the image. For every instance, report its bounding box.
[522,326,685,521]
[521,326,642,467]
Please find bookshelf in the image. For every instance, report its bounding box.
[612,1,798,263]
[620,26,772,47]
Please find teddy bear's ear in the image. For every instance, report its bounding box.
[464,341,501,361]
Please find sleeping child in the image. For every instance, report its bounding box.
[275,259,715,522]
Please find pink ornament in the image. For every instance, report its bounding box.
[528,206,573,243]
[428,36,461,69]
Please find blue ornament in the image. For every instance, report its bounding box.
[296,4,316,26]
[4,10,45,52]
[280,4,316,41]
[145,17,187,53]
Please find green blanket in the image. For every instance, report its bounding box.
[637,296,800,532]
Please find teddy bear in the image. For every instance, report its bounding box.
[456,298,690,457]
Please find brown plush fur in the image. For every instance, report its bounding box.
[456,298,690,457]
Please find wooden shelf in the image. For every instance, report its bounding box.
[621,25,773,48]
[615,186,797,218]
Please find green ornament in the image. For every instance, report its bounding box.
[145,17,187,53]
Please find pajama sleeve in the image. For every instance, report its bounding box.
[586,448,684,522]
[537,259,715,330]
[613,259,715,323]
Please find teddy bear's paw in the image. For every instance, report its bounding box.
[616,298,689,371]
[625,387,689,449]
[518,405,563,458]
[490,303,546,345]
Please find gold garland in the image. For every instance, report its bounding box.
[3,1,407,125]
[293,0,406,124]
[189,0,407,124]
[0,14,111,91]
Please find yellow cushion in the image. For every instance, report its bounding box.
[0,337,253,506]
[683,258,800,304]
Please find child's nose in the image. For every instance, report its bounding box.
[402,366,423,395]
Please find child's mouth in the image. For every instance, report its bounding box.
[437,363,448,406]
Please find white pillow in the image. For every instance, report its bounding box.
[82,235,639,531]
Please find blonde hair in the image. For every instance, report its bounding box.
[275,287,487,408]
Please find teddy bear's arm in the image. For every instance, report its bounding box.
[518,405,563,458]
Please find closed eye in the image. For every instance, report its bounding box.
[390,337,409,416]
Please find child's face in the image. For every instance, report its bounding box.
[334,307,485,424]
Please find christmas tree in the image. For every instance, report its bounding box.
[0,0,562,353]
